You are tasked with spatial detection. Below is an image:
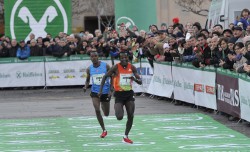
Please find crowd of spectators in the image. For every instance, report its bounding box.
[1,9,250,76]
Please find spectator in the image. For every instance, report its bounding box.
[234,8,250,30]
[30,39,43,56]
[0,43,9,57]
[9,39,19,57]
[16,40,30,60]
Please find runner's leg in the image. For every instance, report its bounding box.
[92,97,105,131]
[114,102,124,120]
[101,102,110,116]
[124,100,135,136]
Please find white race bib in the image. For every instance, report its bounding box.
[92,74,105,85]
[119,74,132,86]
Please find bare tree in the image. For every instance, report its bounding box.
[72,0,114,28]
[175,0,211,17]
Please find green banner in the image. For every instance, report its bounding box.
[4,0,72,41]
[115,0,157,31]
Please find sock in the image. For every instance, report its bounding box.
[124,135,128,138]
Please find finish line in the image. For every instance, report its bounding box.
[0,113,249,152]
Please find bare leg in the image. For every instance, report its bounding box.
[101,102,110,116]
[124,101,135,136]
[92,97,105,131]
[114,102,124,120]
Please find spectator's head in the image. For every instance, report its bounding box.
[218,37,229,50]
[245,41,250,51]
[228,37,237,50]
[29,33,35,40]
[223,29,233,38]
[192,22,201,33]
[246,25,250,33]
[189,36,197,47]
[19,40,25,47]
[196,33,207,47]
[233,42,244,54]
[240,8,250,19]
[211,36,219,49]
[229,23,235,30]
[161,23,167,30]
[213,24,223,34]
[200,29,210,38]
[30,39,37,46]
[212,31,221,37]
[139,30,146,38]
[94,29,102,37]
[11,39,17,47]
[167,25,174,34]
[149,24,158,33]
[232,26,243,38]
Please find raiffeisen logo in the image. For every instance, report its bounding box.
[6,0,71,41]
[16,71,43,79]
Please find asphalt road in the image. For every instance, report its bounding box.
[0,87,250,137]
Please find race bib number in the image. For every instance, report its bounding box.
[120,74,132,86]
[92,74,104,85]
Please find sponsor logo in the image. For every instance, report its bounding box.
[217,84,240,107]
[9,0,69,41]
[206,85,215,94]
[194,84,204,92]
[49,75,60,79]
[0,73,11,79]
[116,16,135,29]
[16,71,43,78]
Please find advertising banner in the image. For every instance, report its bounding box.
[239,74,250,122]
[216,68,240,118]
[4,0,72,41]
[172,63,195,104]
[0,62,45,87]
[45,60,91,86]
[132,60,153,93]
[147,62,173,98]
[193,67,217,110]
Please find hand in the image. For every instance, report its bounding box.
[97,92,102,98]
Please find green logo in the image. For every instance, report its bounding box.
[5,0,71,41]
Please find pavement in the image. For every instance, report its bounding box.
[0,87,250,138]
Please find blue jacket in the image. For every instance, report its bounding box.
[16,45,30,60]
[234,17,250,30]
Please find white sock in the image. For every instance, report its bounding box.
[124,135,128,138]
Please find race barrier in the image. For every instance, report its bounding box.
[1,56,250,121]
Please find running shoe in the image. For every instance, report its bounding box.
[123,137,133,144]
[100,131,107,138]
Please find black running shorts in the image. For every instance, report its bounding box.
[114,90,135,104]
[90,92,111,102]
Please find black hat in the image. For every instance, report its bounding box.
[223,29,233,35]
[19,40,25,43]
[42,38,50,43]
[232,26,243,31]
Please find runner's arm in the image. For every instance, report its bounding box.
[84,67,90,92]
[99,65,118,95]
[131,65,142,85]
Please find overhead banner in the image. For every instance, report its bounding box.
[216,68,240,118]
[172,63,195,104]
[0,62,45,87]
[132,60,153,93]
[194,67,217,110]
[147,62,173,98]
[4,0,72,41]
[115,0,157,31]
[239,74,250,122]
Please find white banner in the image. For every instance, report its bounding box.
[132,62,153,93]
[172,65,195,104]
[239,77,250,122]
[147,63,173,97]
[0,63,45,87]
[193,69,217,110]
[45,60,92,86]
